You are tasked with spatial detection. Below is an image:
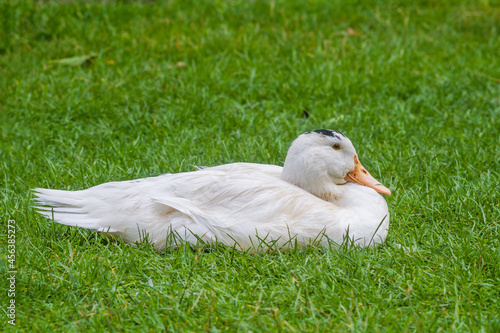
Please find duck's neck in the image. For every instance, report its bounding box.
[281,154,344,203]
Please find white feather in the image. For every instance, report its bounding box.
[33,131,391,250]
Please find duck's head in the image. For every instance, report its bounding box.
[281,129,391,201]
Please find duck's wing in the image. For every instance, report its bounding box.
[150,164,343,248]
[33,163,284,241]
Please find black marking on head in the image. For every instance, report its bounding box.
[307,129,346,140]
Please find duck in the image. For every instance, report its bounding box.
[34,129,391,251]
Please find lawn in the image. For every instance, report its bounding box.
[1,0,499,331]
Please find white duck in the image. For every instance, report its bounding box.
[34,130,391,251]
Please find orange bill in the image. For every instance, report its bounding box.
[345,155,391,196]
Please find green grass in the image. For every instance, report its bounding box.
[1,0,500,331]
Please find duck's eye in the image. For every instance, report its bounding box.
[332,143,341,150]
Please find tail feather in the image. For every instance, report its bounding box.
[35,206,86,214]
[33,188,118,232]
[34,188,83,207]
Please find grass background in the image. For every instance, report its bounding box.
[1,0,499,331]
